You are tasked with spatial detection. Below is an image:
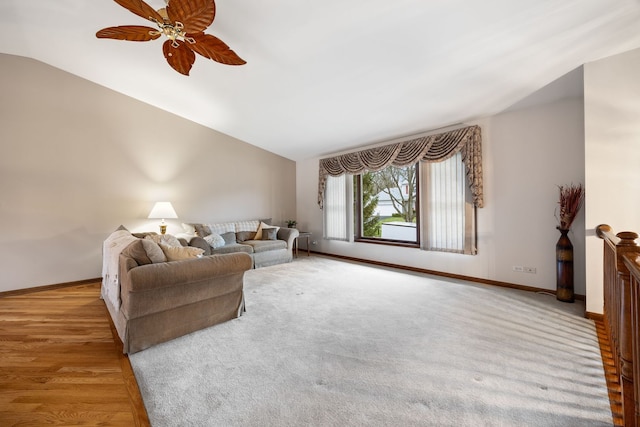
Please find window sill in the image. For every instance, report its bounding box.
[354,238,419,249]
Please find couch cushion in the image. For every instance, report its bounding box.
[209,222,237,235]
[146,234,182,248]
[220,231,236,245]
[242,239,286,253]
[236,231,256,242]
[211,243,253,255]
[159,243,205,261]
[255,221,280,240]
[121,239,153,266]
[141,239,167,263]
[193,224,212,237]
[235,220,260,232]
[132,231,158,238]
[261,227,278,240]
[181,223,196,235]
[204,232,225,249]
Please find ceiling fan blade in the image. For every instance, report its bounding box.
[163,39,195,75]
[113,0,164,23]
[96,25,160,41]
[188,33,246,66]
[166,0,215,34]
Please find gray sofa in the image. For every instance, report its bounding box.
[179,220,299,268]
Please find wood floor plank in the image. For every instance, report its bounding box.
[0,282,150,427]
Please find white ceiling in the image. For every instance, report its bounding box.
[2,1,640,161]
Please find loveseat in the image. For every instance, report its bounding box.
[178,220,299,268]
[102,229,252,354]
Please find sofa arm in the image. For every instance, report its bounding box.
[277,227,299,249]
[188,236,212,255]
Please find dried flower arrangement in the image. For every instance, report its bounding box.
[557,183,584,230]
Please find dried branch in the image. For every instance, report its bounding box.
[557,183,584,230]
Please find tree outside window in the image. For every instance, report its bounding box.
[355,164,418,243]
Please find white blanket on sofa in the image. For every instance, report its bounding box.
[101,230,137,312]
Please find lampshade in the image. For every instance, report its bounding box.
[148,202,178,234]
[148,202,178,220]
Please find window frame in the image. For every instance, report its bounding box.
[353,164,421,248]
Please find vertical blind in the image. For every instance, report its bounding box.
[323,175,349,241]
[421,152,476,254]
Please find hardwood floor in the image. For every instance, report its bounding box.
[0,282,149,426]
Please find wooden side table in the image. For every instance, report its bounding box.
[294,232,312,257]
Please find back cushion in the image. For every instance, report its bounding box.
[236,231,256,242]
[141,239,167,263]
[209,222,237,235]
[235,220,260,232]
[121,239,152,266]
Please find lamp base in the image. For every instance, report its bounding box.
[159,224,167,235]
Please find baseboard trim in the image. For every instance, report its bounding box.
[311,251,586,301]
[586,312,604,322]
[0,277,102,298]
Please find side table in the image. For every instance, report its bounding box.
[294,231,312,257]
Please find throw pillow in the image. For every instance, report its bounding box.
[146,234,182,248]
[141,239,167,263]
[236,231,256,242]
[194,224,212,237]
[262,227,278,240]
[132,231,158,238]
[204,232,226,249]
[254,221,267,240]
[159,243,204,261]
[221,231,236,245]
[122,239,152,266]
[182,223,197,235]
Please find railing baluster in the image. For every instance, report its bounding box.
[597,224,640,427]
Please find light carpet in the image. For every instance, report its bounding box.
[130,256,613,426]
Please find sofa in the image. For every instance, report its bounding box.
[178,220,299,268]
[101,229,252,354]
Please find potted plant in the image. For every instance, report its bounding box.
[555,183,584,303]
[286,220,297,228]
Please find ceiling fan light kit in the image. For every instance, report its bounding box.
[96,0,245,75]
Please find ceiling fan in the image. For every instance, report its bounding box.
[96,0,245,75]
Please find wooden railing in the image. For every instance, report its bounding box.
[596,224,640,427]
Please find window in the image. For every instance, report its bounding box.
[326,154,476,253]
[319,125,482,253]
[354,164,419,246]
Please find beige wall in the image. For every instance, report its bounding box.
[0,54,296,292]
[584,47,640,314]
[297,96,586,297]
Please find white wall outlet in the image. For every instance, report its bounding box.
[312,240,318,245]
[513,266,524,272]
[524,267,537,274]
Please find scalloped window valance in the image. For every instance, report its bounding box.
[318,125,483,209]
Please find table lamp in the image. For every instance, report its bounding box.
[148,202,178,234]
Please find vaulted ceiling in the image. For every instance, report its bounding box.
[2,1,639,160]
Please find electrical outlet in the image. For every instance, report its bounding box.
[524,267,537,274]
[312,240,318,245]
[513,266,524,272]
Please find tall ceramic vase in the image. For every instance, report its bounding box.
[556,227,574,303]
